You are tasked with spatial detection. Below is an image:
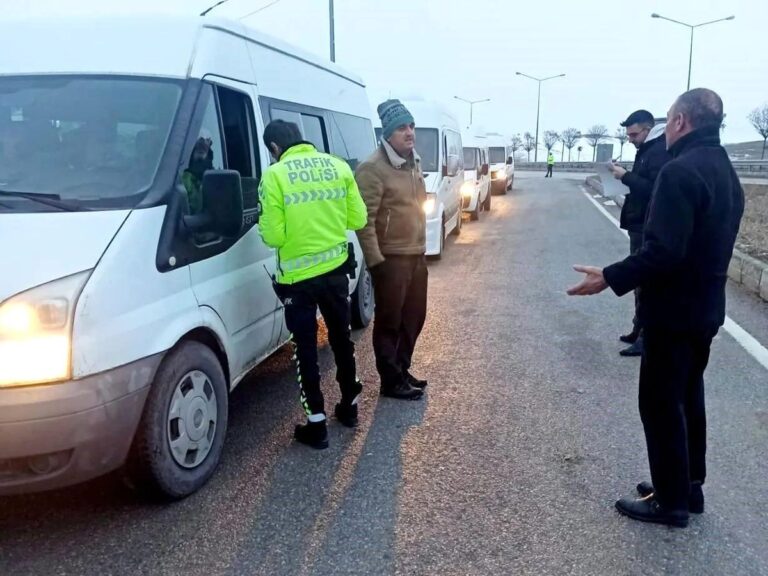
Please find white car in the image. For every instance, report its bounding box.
[0,14,377,498]
[461,133,492,220]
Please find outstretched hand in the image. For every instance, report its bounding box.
[567,265,608,296]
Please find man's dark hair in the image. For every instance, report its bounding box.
[620,110,655,129]
[263,120,303,153]
[674,88,724,130]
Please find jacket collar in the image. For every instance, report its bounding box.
[280,141,316,160]
[668,126,721,158]
[381,139,420,169]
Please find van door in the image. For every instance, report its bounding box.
[183,77,279,383]
[441,128,463,232]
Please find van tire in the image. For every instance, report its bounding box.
[470,200,480,221]
[482,188,492,212]
[430,219,445,261]
[127,341,228,500]
[351,261,374,329]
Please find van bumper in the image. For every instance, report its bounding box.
[0,354,161,495]
[425,215,442,256]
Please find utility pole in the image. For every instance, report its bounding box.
[329,0,336,62]
[454,96,491,127]
[515,72,565,162]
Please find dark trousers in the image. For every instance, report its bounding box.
[280,270,360,419]
[639,327,715,510]
[546,165,553,177]
[628,232,643,333]
[371,255,428,387]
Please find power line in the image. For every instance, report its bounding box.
[238,0,285,20]
[200,0,234,17]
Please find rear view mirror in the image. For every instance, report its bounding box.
[506,157,514,165]
[482,164,489,176]
[446,155,460,177]
[183,170,244,238]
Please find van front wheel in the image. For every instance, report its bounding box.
[351,261,374,329]
[127,341,228,500]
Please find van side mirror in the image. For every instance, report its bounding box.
[445,155,459,177]
[482,163,489,176]
[506,157,514,165]
[183,170,244,238]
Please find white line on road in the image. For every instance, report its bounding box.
[581,188,768,371]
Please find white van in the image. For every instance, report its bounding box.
[486,132,515,194]
[0,15,378,498]
[375,101,464,258]
[461,132,492,220]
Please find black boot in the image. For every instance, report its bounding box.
[619,337,644,357]
[334,402,358,428]
[615,494,689,527]
[294,420,329,449]
[380,378,424,400]
[619,328,640,344]
[405,372,428,390]
[636,481,704,514]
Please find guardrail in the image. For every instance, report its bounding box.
[516,160,768,178]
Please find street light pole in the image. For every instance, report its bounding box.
[454,96,491,126]
[515,72,565,162]
[329,0,336,62]
[651,13,735,90]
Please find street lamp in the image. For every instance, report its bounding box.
[515,72,565,162]
[651,13,735,90]
[454,96,490,126]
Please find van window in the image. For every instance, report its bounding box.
[0,75,182,212]
[330,112,376,170]
[489,147,506,164]
[218,87,256,178]
[271,107,328,152]
[463,147,477,170]
[415,128,438,172]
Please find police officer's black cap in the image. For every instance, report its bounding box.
[620,110,655,127]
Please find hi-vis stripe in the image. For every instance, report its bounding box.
[284,187,348,206]
[281,243,347,272]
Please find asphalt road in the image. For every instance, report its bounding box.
[2,173,768,576]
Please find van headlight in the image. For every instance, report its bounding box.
[460,181,475,197]
[0,270,91,388]
[423,194,437,216]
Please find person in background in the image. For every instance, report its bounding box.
[182,135,214,214]
[568,88,744,528]
[546,151,555,177]
[355,99,429,401]
[259,120,368,449]
[610,110,672,357]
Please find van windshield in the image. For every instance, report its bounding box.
[463,148,477,170]
[415,128,438,172]
[489,147,506,164]
[0,76,183,212]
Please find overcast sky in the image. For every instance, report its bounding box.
[8,0,768,153]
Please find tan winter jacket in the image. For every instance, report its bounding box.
[355,140,427,267]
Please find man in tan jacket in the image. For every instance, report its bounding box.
[355,100,428,400]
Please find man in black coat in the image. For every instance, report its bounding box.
[568,88,744,528]
[611,110,671,357]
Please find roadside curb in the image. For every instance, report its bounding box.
[584,176,768,303]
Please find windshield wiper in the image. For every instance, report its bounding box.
[0,190,87,212]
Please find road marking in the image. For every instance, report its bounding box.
[603,200,617,206]
[581,188,768,371]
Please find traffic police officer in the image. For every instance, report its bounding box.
[259,120,368,449]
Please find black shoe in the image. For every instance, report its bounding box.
[615,494,688,527]
[619,338,644,357]
[380,380,424,400]
[637,481,704,514]
[405,372,428,390]
[294,421,329,449]
[334,402,358,428]
[620,329,640,344]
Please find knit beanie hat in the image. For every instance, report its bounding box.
[377,99,415,140]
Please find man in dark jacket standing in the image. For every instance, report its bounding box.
[610,110,671,357]
[568,88,744,528]
[355,100,428,401]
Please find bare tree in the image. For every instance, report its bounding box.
[543,131,560,155]
[748,104,768,160]
[584,124,610,162]
[509,134,523,159]
[523,132,536,162]
[615,127,628,160]
[561,128,581,162]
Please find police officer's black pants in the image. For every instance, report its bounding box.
[371,255,428,387]
[280,270,359,420]
[546,165,553,177]
[629,232,643,333]
[639,327,715,511]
